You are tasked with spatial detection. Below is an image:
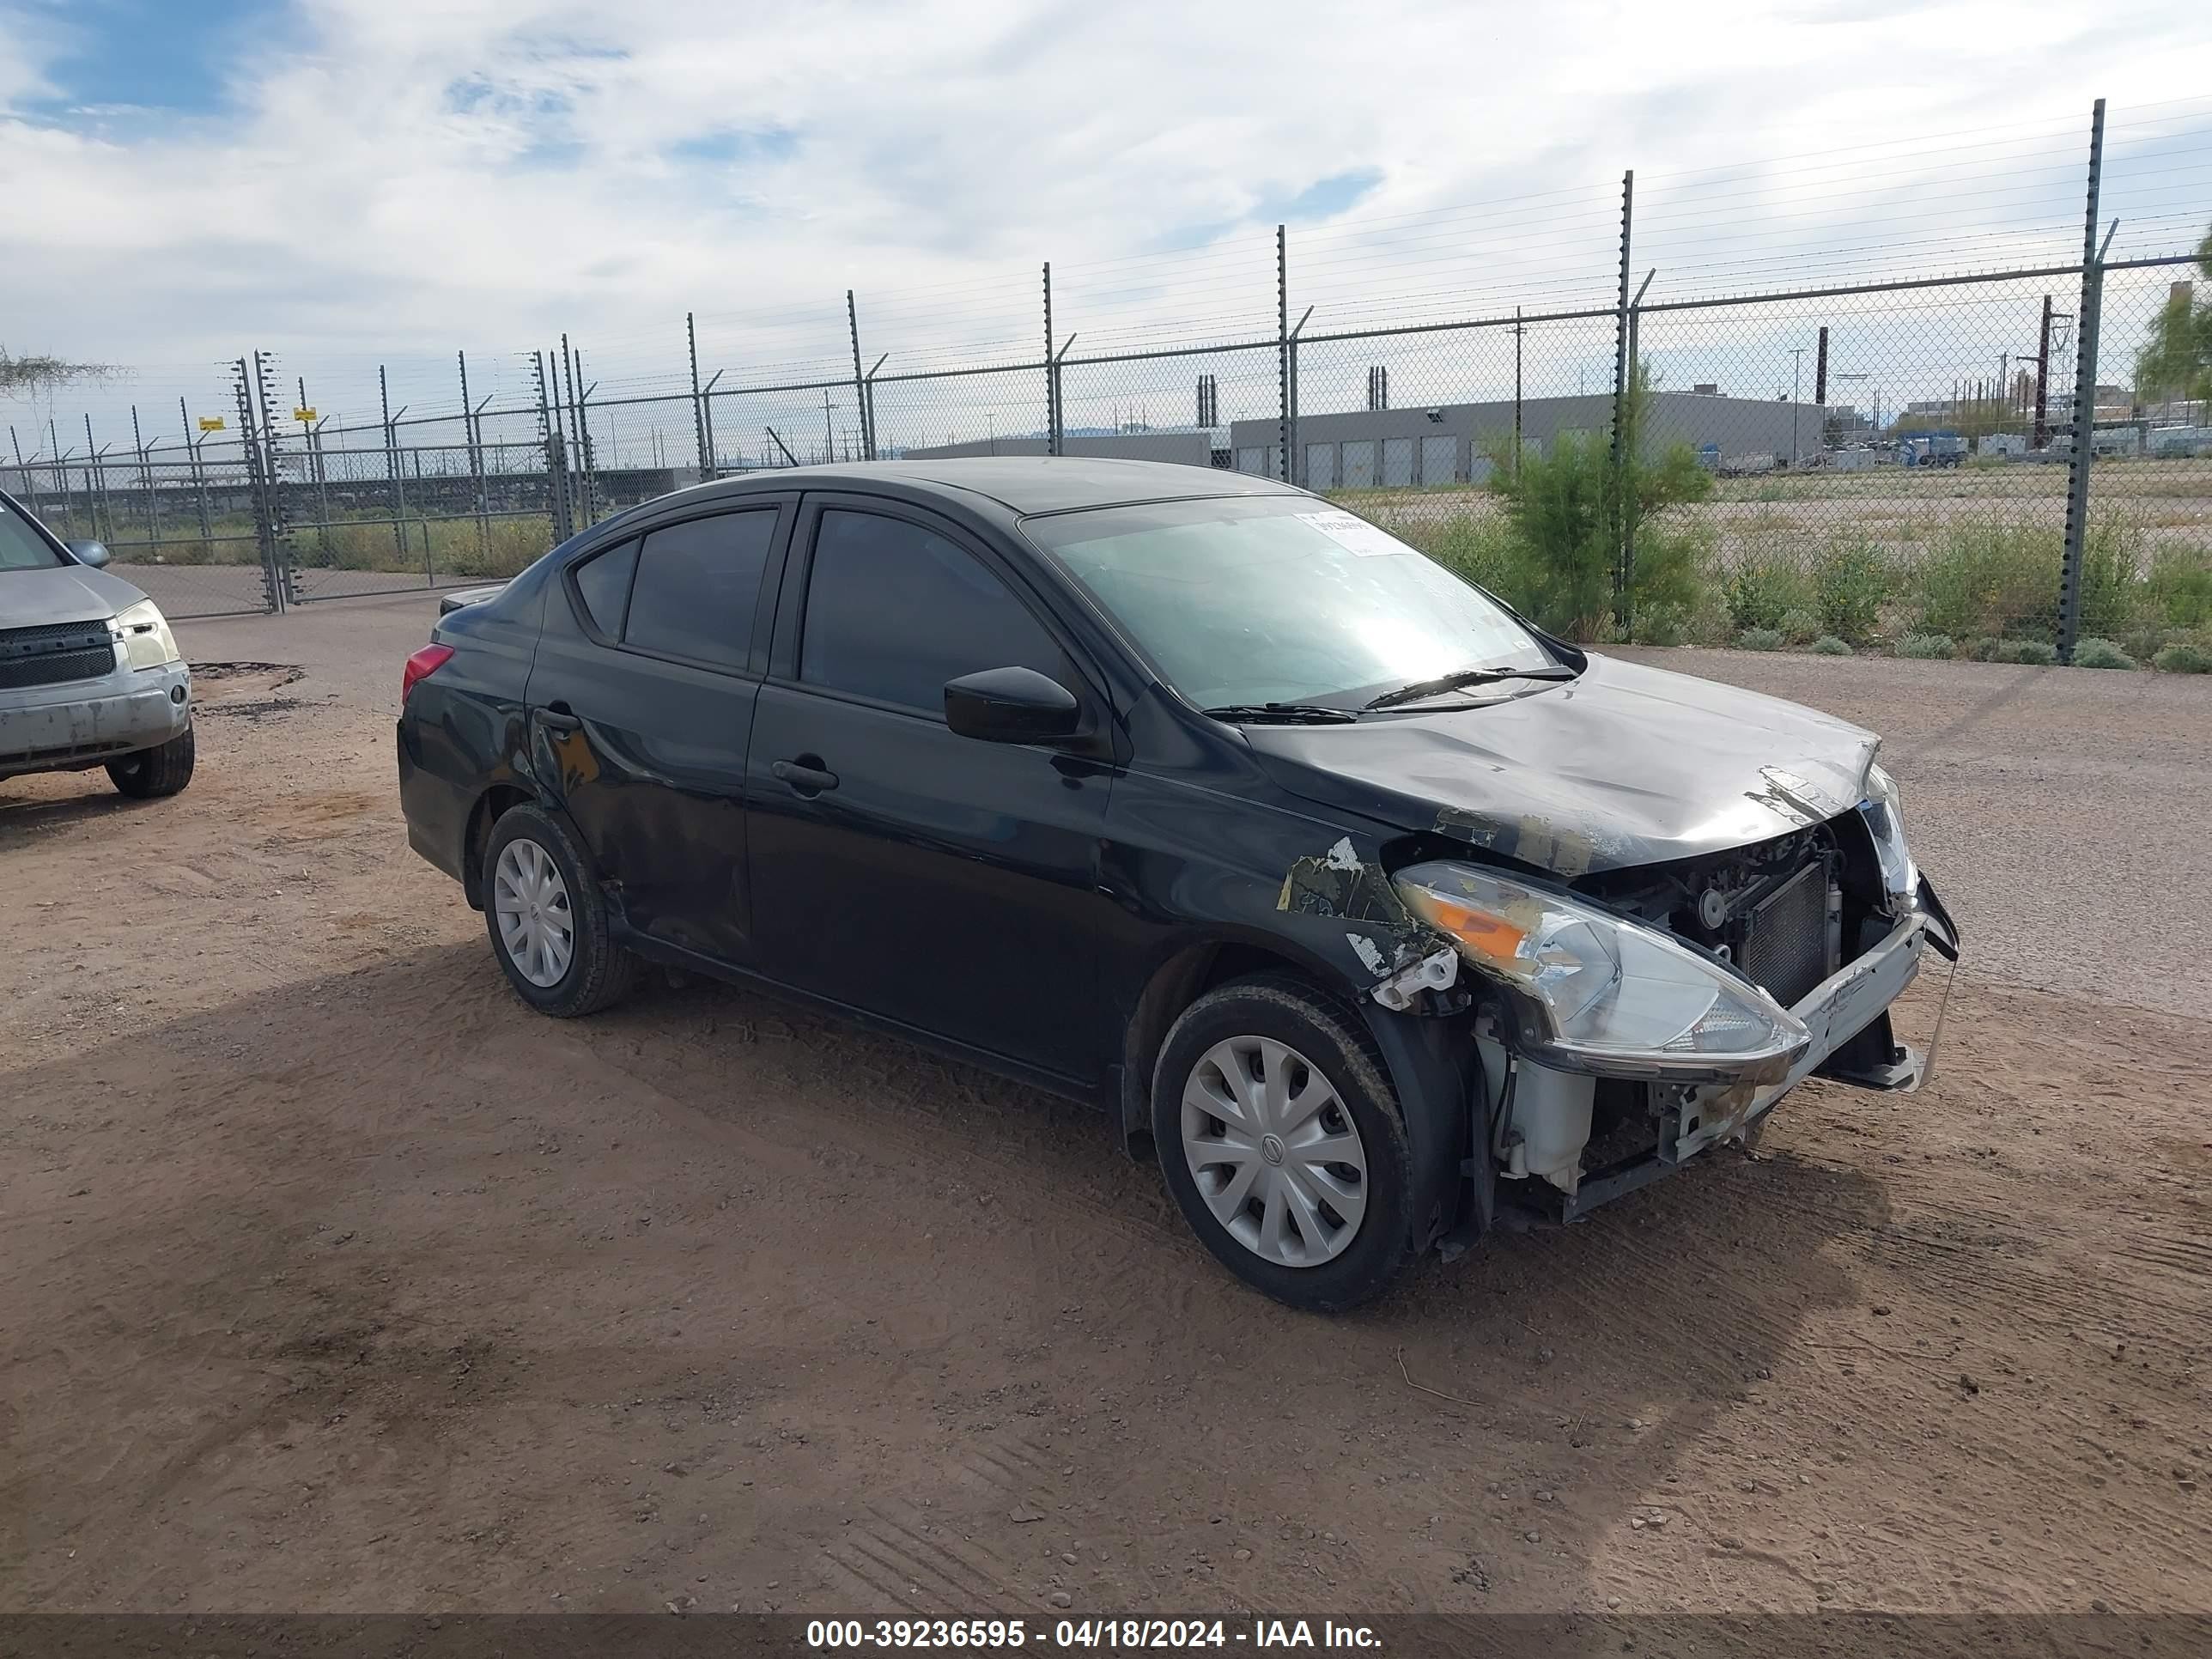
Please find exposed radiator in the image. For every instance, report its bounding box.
[1737,860,1837,1010]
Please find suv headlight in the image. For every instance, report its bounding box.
[1859,762,1916,905]
[1393,861,1809,1083]
[113,599,181,671]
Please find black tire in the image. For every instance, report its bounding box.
[481,802,636,1018]
[1152,973,1418,1312]
[107,725,194,798]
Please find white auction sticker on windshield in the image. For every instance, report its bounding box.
[1296,508,1407,557]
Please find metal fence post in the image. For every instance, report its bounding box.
[1276,225,1290,483]
[131,405,156,538]
[1042,263,1057,456]
[234,356,284,614]
[9,426,40,518]
[378,365,407,562]
[532,350,572,544]
[49,420,68,528]
[701,370,724,481]
[2057,97,2107,663]
[253,351,298,605]
[687,313,710,477]
[1608,168,1635,630]
[1621,266,1656,611]
[846,291,872,460]
[459,350,489,557]
[83,415,106,542]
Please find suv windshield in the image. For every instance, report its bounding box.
[1023,495,1550,709]
[0,495,65,571]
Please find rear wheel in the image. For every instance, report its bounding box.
[107,726,194,798]
[1152,975,1418,1312]
[482,802,635,1017]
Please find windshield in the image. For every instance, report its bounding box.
[1023,495,1549,708]
[0,495,66,571]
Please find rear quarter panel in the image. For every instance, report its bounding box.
[397,580,550,890]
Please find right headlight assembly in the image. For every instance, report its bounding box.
[1393,861,1811,1083]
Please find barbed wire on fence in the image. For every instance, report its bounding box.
[3,96,2207,667]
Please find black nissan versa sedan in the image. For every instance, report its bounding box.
[397,458,1959,1310]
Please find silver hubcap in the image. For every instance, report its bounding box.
[492,837,574,988]
[1181,1036,1369,1267]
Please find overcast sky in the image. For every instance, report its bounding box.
[3,0,2209,441]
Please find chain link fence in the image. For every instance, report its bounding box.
[7,100,2209,664]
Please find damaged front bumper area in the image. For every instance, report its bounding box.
[0,659,191,778]
[1489,878,1959,1224]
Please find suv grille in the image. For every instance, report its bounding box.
[0,621,117,690]
[1737,861,1835,1010]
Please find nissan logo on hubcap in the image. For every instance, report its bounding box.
[1261,1133,1286,1166]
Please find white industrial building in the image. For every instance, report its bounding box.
[1228,392,1829,487]
[898,432,1212,465]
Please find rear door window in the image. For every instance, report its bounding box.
[569,538,639,637]
[623,510,779,674]
[798,508,1062,714]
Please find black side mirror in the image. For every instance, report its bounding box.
[945,666,1080,744]
[66,539,111,568]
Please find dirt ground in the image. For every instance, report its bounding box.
[3,596,2208,1622]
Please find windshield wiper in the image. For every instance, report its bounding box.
[1364,665,1579,710]
[1202,702,1360,725]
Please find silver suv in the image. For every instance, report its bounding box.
[1,487,193,798]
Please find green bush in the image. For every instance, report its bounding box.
[2119,625,2175,665]
[2153,639,2212,673]
[1811,536,1895,644]
[1455,367,1718,641]
[1911,523,2061,642]
[2070,636,2136,670]
[1994,638,2059,665]
[1723,551,1815,633]
[2146,546,2212,631]
[1629,602,1687,647]
[1415,513,1523,598]
[1966,636,2002,661]
[1777,607,1823,644]
[1736,627,1786,652]
[1898,633,1955,659]
[2075,523,2149,641]
[1684,590,1736,647]
[1810,635,1853,655]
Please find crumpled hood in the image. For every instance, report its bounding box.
[0,564,146,628]
[1244,652,1881,877]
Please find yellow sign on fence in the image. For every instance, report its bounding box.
[293,407,316,422]
[198,416,226,432]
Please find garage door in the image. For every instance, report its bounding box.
[1304,443,1335,489]
[1419,434,1457,485]
[1382,437,1414,487]
[1341,441,1376,488]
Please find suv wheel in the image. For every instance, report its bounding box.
[1152,974,1417,1312]
[482,802,636,1017]
[106,726,194,799]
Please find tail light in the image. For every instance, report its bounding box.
[403,643,454,703]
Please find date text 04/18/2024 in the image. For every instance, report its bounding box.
[805,1618,1382,1649]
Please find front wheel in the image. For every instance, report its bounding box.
[481,802,636,1017]
[107,726,194,798]
[1152,975,1418,1312]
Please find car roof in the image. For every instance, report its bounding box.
[698,457,1304,516]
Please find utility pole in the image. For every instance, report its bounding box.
[1790,346,1807,465]
[2033,295,2055,448]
